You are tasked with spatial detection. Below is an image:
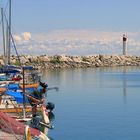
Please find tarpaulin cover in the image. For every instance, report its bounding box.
[6,90,25,103]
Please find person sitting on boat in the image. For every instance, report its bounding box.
[28,81,48,117]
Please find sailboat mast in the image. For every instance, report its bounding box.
[1,8,6,65]
[6,19,9,65]
[8,0,11,65]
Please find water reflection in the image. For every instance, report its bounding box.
[40,67,140,140]
[48,137,54,140]
[123,67,127,104]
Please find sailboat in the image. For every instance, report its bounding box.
[0,1,21,85]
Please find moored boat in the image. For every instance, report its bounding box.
[0,110,50,140]
[19,83,39,89]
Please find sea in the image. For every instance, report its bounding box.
[41,66,140,140]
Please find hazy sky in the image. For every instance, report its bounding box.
[10,0,140,32]
[1,0,140,55]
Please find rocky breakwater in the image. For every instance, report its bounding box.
[1,55,140,69]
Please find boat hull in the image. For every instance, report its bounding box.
[19,83,39,88]
[0,106,42,113]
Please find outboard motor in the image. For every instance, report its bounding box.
[46,102,55,112]
[31,115,42,129]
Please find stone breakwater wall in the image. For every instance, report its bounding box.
[1,55,140,69]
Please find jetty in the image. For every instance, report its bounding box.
[1,54,140,70]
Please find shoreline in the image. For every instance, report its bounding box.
[1,54,140,69]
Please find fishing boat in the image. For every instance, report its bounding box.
[0,89,55,114]
[0,109,51,140]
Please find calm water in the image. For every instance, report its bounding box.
[41,66,140,140]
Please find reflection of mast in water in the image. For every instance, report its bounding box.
[123,66,127,104]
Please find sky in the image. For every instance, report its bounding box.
[0,0,140,55]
